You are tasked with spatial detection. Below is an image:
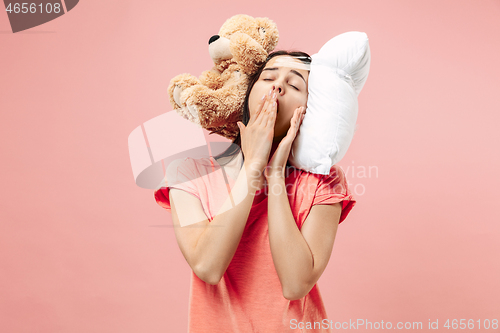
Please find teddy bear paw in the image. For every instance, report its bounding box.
[172,85,184,108]
[186,103,200,122]
[175,106,201,127]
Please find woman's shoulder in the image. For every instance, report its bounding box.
[166,156,215,174]
[165,156,233,192]
[164,157,205,188]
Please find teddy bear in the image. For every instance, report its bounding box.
[168,14,279,140]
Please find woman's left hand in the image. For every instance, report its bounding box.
[264,106,306,180]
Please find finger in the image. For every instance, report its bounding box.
[297,106,305,121]
[288,108,303,136]
[297,107,304,122]
[251,91,270,125]
[266,98,278,128]
[254,89,271,125]
[257,88,275,126]
[248,95,264,126]
[255,98,269,126]
[296,109,305,128]
[294,109,305,133]
[237,122,246,138]
[264,90,278,126]
[285,110,299,134]
[237,121,245,131]
[291,107,300,124]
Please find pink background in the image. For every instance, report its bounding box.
[1,0,500,332]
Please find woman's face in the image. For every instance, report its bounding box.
[248,55,309,141]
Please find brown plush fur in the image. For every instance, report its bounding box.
[168,14,279,140]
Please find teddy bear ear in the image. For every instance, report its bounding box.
[219,14,253,37]
[255,17,279,53]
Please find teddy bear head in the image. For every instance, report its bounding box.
[208,14,279,74]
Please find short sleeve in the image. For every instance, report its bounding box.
[153,158,201,211]
[311,165,356,224]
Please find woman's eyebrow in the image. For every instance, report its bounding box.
[290,69,306,83]
[262,67,306,83]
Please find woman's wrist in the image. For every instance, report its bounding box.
[242,161,266,192]
[266,174,285,184]
[264,163,287,181]
[244,160,265,177]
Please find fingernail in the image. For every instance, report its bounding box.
[269,89,272,96]
[262,94,266,100]
[272,92,276,99]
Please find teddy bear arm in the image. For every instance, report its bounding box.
[199,69,224,90]
[169,73,201,90]
[185,85,244,127]
[168,73,202,108]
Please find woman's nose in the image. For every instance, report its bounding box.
[275,83,284,95]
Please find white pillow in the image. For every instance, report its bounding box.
[288,31,370,174]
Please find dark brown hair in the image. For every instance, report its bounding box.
[214,50,311,164]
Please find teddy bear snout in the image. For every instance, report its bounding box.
[208,35,232,63]
[208,35,220,45]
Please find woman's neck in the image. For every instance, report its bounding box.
[229,139,282,166]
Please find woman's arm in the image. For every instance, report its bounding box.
[169,162,263,285]
[267,176,342,300]
[169,87,277,285]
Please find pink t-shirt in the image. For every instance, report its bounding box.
[154,157,356,332]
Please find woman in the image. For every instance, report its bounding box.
[154,51,356,332]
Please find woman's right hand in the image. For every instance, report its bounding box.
[237,86,278,176]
